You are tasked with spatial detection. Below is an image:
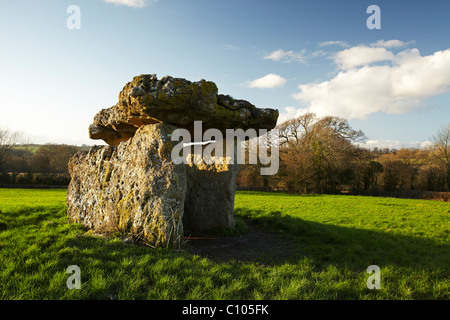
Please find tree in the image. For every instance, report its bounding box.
[275,113,367,193]
[361,160,384,190]
[379,156,403,191]
[31,144,79,174]
[431,124,450,191]
[0,127,24,173]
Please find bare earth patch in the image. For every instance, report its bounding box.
[183,221,298,265]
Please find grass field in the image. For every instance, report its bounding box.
[0,188,449,300]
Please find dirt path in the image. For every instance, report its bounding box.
[183,222,298,265]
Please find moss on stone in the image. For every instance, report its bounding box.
[101,161,112,190]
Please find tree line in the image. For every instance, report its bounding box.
[236,113,450,194]
[0,128,86,185]
[1,118,449,193]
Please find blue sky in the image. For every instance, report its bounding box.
[0,0,449,148]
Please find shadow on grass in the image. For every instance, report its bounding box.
[0,205,66,227]
[58,207,450,275]
[52,213,449,299]
[234,208,450,273]
[2,200,447,299]
[5,207,444,300]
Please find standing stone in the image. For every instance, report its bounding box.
[183,161,239,233]
[67,123,186,247]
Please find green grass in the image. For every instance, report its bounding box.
[235,192,450,299]
[0,189,449,299]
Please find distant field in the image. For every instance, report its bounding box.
[0,188,448,299]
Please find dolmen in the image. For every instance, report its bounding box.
[66,74,279,247]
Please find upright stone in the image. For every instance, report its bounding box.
[67,123,186,247]
[183,159,239,233]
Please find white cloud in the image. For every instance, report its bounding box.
[310,49,327,58]
[264,49,307,64]
[223,44,241,51]
[391,48,450,97]
[334,46,395,70]
[277,106,308,124]
[103,0,154,8]
[292,45,450,120]
[248,74,287,89]
[371,39,415,48]
[318,41,349,48]
[359,139,433,150]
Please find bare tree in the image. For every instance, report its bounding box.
[277,112,317,147]
[274,113,367,193]
[0,127,24,172]
[31,144,79,174]
[432,124,450,190]
[312,116,366,143]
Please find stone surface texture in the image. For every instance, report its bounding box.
[183,151,240,233]
[89,74,279,146]
[67,123,186,247]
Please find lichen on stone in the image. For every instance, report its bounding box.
[90,74,278,146]
[67,123,187,248]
